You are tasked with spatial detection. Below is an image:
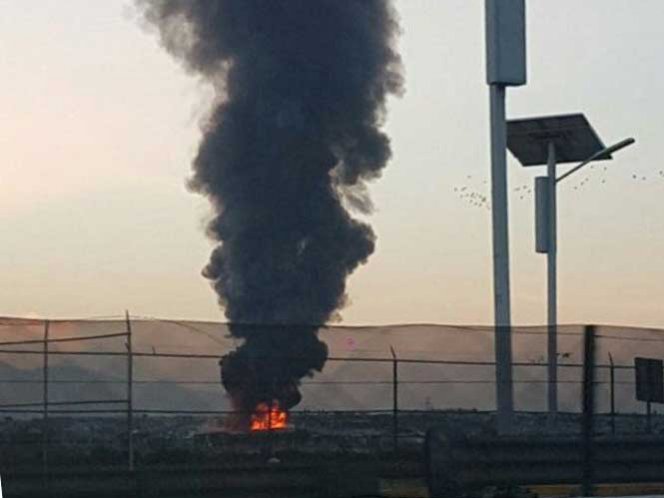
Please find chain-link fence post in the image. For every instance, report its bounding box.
[390,346,398,452]
[125,311,134,472]
[608,353,616,435]
[42,319,50,486]
[582,325,597,497]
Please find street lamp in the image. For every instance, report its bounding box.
[506,113,635,417]
[556,138,635,183]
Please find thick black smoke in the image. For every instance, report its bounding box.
[139,0,403,426]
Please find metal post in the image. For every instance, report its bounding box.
[390,346,399,452]
[42,320,49,476]
[547,142,558,418]
[125,311,134,472]
[609,353,615,435]
[647,400,652,434]
[582,325,596,497]
[269,399,273,431]
[489,83,514,434]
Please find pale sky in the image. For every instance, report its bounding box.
[1,1,663,327]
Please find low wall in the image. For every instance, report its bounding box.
[425,428,664,497]
[2,453,424,498]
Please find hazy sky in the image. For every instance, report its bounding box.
[1,1,663,327]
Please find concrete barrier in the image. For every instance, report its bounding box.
[2,462,384,498]
[425,428,664,498]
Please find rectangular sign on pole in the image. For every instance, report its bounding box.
[485,0,527,86]
[535,176,549,253]
[635,357,664,403]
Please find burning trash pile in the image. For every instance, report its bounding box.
[250,401,288,432]
[139,0,403,431]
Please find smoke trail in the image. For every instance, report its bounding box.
[139,0,403,424]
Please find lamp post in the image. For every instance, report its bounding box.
[507,113,635,417]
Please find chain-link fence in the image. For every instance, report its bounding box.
[0,316,662,471]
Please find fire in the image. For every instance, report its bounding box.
[250,401,288,431]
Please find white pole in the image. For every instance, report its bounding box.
[547,141,558,417]
[489,84,514,433]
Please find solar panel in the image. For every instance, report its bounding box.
[507,113,609,166]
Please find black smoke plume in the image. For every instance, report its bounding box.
[139,0,403,427]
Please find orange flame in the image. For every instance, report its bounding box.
[250,401,288,431]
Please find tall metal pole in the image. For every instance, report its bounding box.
[490,84,514,433]
[125,311,134,472]
[547,142,558,417]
